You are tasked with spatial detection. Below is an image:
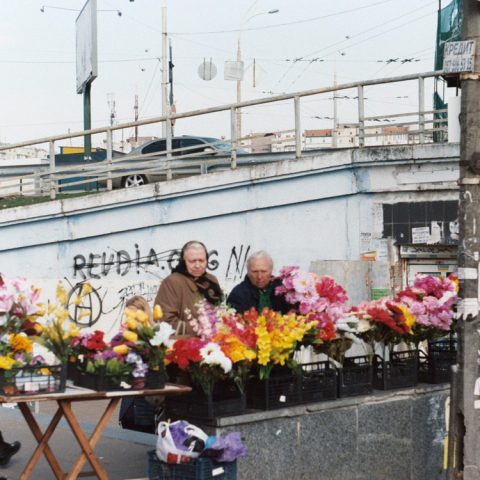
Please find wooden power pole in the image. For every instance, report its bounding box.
[455,1,480,478]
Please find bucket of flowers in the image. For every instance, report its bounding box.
[396,274,458,384]
[166,335,245,420]
[274,267,348,403]
[36,282,82,382]
[109,305,175,390]
[0,275,66,395]
[238,307,323,410]
[350,298,417,390]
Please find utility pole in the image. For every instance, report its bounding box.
[333,67,338,148]
[455,0,480,478]
[169,38,175,136]
[134,94,139,145]
[236,38,242,143]
[161,0,169,138]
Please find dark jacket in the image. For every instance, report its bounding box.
[227,275,290,314]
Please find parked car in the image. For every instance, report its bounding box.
[112,135,244,188]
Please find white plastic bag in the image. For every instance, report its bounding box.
[156,420,208,464]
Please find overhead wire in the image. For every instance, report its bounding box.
[284,7,436,91]
[272,0,435,90]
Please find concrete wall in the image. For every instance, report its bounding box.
[208,385,449,480]
[0,144,459,335]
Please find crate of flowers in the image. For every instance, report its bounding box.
[394,275,457,385]
[418,337,456,384]
[336,355,373,398]
[0,276,67,395]
[166,337,246,420]
[71,305,174,392]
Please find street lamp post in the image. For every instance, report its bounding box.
[236,8,279,142]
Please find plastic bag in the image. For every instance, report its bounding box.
[156,420,208,464]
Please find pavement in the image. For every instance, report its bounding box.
[0,397,157,479]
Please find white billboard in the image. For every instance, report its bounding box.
[76,0,98,94]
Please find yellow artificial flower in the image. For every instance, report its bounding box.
[81,283,93,296]
[10,334,33,353]
[33,323,43,334]
[69,323,81,338]
[113,344,129,355]
[56,281,68,306]
[153,304,164,321]
[399,304,415,333]
[126,318,138,330]
[0,356,15,370]
[123,330,138,342]
[135,310,149,324]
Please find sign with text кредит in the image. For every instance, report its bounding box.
[443,40,476,73]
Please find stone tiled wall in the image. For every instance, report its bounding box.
[201,385,448,480]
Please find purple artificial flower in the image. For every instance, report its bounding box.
[211,432,247,462]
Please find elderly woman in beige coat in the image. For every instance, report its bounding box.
[154,240,223,336]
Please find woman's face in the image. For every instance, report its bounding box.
[183,246,208,278]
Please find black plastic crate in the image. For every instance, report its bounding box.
[300,361,337,403]
[337,355,373,398]
[418,339,456,384]
[166,381,245,420]
[147,451,237,480]
[373,350,418,390]
[0,363,66,396]
[246,366,301,410]
[74,370,131,391]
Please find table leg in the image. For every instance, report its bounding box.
[18,403,65,480]
[60,398,119,480]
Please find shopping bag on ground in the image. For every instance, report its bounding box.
[156,420,208,464]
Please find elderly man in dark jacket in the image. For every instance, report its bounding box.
[227,251,290,314]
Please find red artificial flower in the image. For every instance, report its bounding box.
[317,319,336,341]
[166,338,206,369]
[315,276,348,304]
[85,330,106,351]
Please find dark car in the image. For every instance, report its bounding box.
[112,135,242,188]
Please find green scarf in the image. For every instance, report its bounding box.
[258,283,274,312]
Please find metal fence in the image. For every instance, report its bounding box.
[0,70,450,200]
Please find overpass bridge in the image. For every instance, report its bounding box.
[0,140,459,333]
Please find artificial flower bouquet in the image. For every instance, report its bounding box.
[190,300,256,392]
[165,336,247,419]
[36,282,81,363]
[395,274,457,345]
[274,267,349,358]
[0,275,66,395]
[108,306,175,388]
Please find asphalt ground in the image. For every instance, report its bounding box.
[0,398,157,479]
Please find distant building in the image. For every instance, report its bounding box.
[0,143,48,162]
[304,129,333,149]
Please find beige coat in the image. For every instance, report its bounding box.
[154,272,220,336]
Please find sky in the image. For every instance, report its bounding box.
[0,0,445,149]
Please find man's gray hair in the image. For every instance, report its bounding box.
[246,250,274,270]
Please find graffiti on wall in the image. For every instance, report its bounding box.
[73,245,220,280]
[72,244,249,281]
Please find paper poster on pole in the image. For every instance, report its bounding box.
[224,61,244,81]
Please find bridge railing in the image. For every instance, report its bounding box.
[0,71,451,199]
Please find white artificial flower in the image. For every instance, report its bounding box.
[357,319,372,333]
[200,342,232,373]
[151,322,175,348]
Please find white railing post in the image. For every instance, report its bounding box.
[106,128,113,191]
[166,116,173,180]
[358,85,365,147]
[49,140,56,200]
[294,96,302,158]
[230,107,237,169]
[418,76,425,144]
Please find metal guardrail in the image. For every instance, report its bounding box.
[0,70,451,199]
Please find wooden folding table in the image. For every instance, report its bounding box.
[0,383,191,480]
